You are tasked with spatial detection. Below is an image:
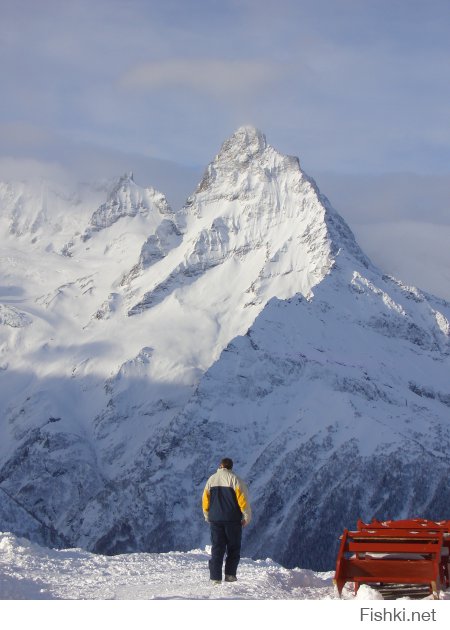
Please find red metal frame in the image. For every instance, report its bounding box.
[334,518,450,598]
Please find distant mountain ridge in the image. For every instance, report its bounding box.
[0,127,449,569]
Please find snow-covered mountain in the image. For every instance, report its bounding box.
[1,127,449,571]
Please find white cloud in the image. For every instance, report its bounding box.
[0,122,52,148]
[353,221,450,301]
[0,157,70,184]
[120,58,281,97]
[313,171,450,301]
[316,172,450,225]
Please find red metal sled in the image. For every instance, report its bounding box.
[334,518,450,599]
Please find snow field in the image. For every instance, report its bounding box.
[0,533,337,600]
[2,533,450,630]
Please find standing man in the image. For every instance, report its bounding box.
[202,457,252,584]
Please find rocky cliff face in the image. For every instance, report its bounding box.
[1,127,449,569]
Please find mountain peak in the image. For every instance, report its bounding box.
[114,171,135,190]
[217,125,267,164]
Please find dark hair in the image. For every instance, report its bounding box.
[220,457,233,470]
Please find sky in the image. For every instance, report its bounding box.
[1,0,450,297]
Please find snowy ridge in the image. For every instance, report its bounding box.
[0,179,108,252]
[0,303,32,328]
[127,125,339,317]
[0,127,449,572]
[80,173,172,242]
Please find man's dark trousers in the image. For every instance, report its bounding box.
[209,521,242,580]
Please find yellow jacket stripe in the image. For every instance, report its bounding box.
[202,488,210,513]
[235,486,247,512]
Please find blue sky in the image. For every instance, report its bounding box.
[1,0,449,173]
[1,0,450,297]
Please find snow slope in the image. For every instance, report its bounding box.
[1,127,450,573]
[147,260,450,570]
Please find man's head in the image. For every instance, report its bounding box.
[220,457,233,470]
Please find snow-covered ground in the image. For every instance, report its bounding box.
[2,533,450,630]
[1,532,449,601]
[0,531,337,600]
